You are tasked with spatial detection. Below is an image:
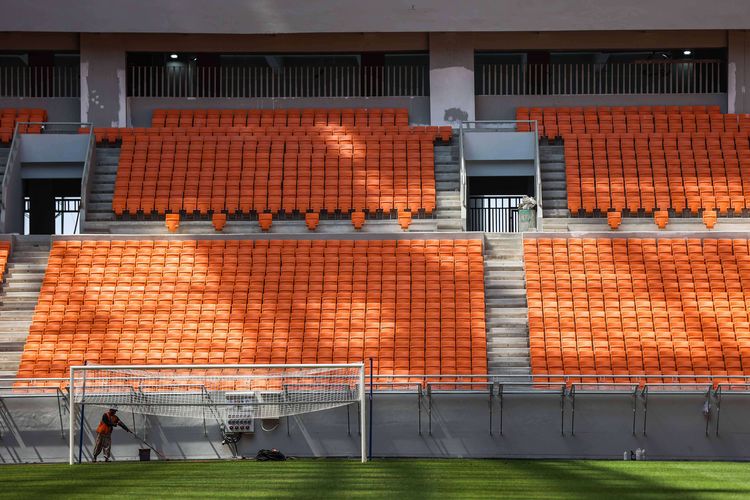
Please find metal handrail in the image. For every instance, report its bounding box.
[129,64,430,98]
[78,124,96,232]
[533,119,543,229]
[0,65,80,98]
[0,121,22,221]
[477,60,725,95]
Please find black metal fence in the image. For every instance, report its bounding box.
[128,65,429,98]
[0,66,80,97]
[467,195,523,232]
[476,60,725,95]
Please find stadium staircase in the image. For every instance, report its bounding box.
[539,143,567,218]
[483,234,530,378]
[83,148,120,231]
[0,237,49,376]
[435,141,462,231]
[0,147,9,187]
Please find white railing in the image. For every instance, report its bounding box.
[0,66,80,97]
[477,60,725,95]
[129,65,429,98]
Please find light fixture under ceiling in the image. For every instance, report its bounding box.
[170,53,178,59]
[683,50,692,56]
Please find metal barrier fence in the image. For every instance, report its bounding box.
[468,195,523,232]
[128,65,429,98]
[0,66,80,97]
[5,373,750,396]
[477,60,725,95]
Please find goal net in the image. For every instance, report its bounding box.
[68,363,366,463]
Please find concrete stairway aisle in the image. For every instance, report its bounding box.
[539,143,567,218]
[435,141,462,231]
[483,234,531,380]
[0,237,50,376]
[84,147,119,233]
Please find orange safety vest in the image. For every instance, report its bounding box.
[96,412,119,435]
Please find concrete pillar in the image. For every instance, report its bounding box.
[429,33,475,127]
[728,30,750,114]
[80,34,127,127]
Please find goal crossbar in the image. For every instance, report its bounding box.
[68,363,366,464]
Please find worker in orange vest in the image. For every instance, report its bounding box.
[92,408,131,462]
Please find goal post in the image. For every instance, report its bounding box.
[68,363,366,464]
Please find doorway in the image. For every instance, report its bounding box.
[467,176,533,232]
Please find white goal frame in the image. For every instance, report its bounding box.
[68,363,366,464]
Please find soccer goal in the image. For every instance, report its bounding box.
[68,363,366,463]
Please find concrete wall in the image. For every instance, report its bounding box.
[476,94,729,121]
[3,390,750,463]
[728,31,750,114]
[1,1,749,33]
[80,34,127,128]
[429,34,475,126]
[19,134,89,163]
[0,98,80,123]
[128,97,431,127]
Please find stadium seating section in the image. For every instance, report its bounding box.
[18,239,487,380]
[0,109,47,142]
[112,135,436,216]
[565,132,750,215]
[525,237,750,381]
[515,105,743,138]
[87,108,452,144]
[109,108,443,217]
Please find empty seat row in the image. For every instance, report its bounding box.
[525,237,750,381]
[515,105,749,138]
[87,125,452,145]
[565,132,750,215]
[152,108,410,128]
[0,108,47,142]
[112,136,436,216]
[18,239,487,380]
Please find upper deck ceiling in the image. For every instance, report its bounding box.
[0,0,749,34]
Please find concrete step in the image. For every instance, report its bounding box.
[485,270,525,279]
[541,171,566,182]
[0,291,43,300]
[89,202,113,212]
[485,316,528,327]
[487,338,529,348]
[487,348,530,357]
[485,280,526,290]
[94,174,117,184]
[488,357,531,368]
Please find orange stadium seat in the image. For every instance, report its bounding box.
[0,108,47,142]
[525,237,750,383]
[520,106,728,139]
[564,132,750,218]
[17,239,487,381]
[112,134,437,217]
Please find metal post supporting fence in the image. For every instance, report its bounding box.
[358,363,367,463]
[368,358,373,462]
[68,368,75,465]
[77,361,87,464]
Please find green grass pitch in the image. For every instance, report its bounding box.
[0,459,748,499]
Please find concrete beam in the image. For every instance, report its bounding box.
[1,1,750,33]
